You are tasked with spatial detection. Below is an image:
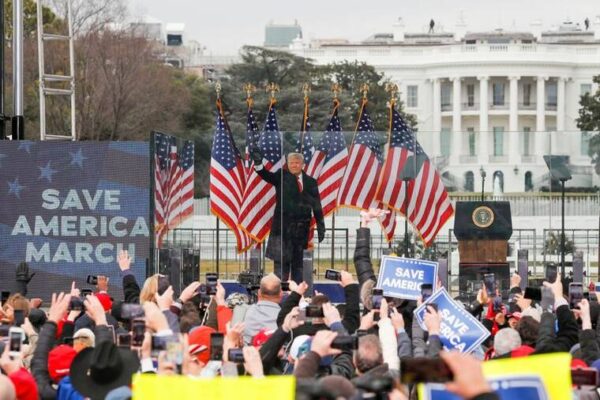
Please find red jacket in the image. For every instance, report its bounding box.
[9,368,39,400]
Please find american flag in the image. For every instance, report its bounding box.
[295,101,315,168]
[244,103,260,180]
[337,101,382,210]
[376,106,453,245]
[210,104,253,252]
[238,103,284,242]
[154,132,195,247]
[305,102,348,217]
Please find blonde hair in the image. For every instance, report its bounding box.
[287,152,304,163]
[3,293,30,318]
[140,274,161,304]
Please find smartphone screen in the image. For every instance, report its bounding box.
[206,273,218,295]
[13,310,24,326]
[421,284,433,302]
[569,283,584,309]
[400,357,454,384]
[9,331,21,352]
[117,333,131,348]
[281,281,290,292]
[228,348,244,363]
[572,368,599,387]
[210,333,224,361]
[87,275,98,285]
[372,289,384,310]
[131,319,145,347]
[325,269,341,281]
[483,273,495,293]
[524,287,542,301]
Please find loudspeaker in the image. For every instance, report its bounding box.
[303,250,314,297]
[573,251,584,283]
[517,250,528,290]
[249,249,262,274]
[454,201,513,240]
[437,258,448,289]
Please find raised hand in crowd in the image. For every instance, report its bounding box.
[179,281,201,304]
[390,308,405,332]
[360,208,390,228]
[155,286,174,311]
[543,278,564,304]
[441,351,492,399]
[311,330,341,358]
[579,299,592,330]
[243,346,264,378]
[477,286,489,305]
[117,249,132,272]
[143,301,170,333]
[340,270,355,288]
[359,310,377,331]
[69,281,80,298]
[48,292,71,323]
[84,294,107,326]
[510,272,521,290]
[424,305,441,336]
[215,281,227,307]
[0,346,22,376]
[282,307,304,333]
[223,323,244,361]
[290,281,309,297]
[322,302,342,327]
[514,293,532,312]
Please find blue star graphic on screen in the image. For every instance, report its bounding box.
[38,161,58,183]
[8,177,25,198]
[17,141,33,154]
[69,148,88,167]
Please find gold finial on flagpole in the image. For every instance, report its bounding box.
[243,83,256,100]
[302,83,311,100]
[385,82,399,103]
[360,83,369,100]
[215,81,222,99]
[266,82,280,102]
[331,83,341,100]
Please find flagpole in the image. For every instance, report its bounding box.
[330,84,341,270]
[215,82,223,276]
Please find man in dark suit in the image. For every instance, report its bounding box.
[252,149,325,283]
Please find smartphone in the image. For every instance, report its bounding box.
[355,329,369,338]
[117,333,131,348]
[572,368,599,387]
[297,309,306,322]
[131,319,145,347]
[400,357,454,384]
[151,335,168,355]
[569,283,584,309]
[106,325,115,343]
[331,335,359,351]
[421,284,433,302]
[9,327,24,354]
[13,310,24,327]
[86,275,98,285]
[483,273,495,293]
[69,297,84,312]
[524,287,542,302]
[206,273,218,296]
[210,333,224,361]
[325,269,342,281]
[0,325,10,337]
[281,281,290,292]
[1,291,9,305]
[545,264,558,284]
[595,283,600,293]
[228,348,245,363]
[121,303,145,320]
[305,305,324,318]
[372,289,384,310]
[81,289,93,297]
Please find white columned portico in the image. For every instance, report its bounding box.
[451,77,462,164]
[478,76,489,165]
[508,76,520,164]
[535,76,548,158]
[432,78,441,157]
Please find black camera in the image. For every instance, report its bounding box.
[228,348,244,363]
[238,271,262,288]
[86,275,98,285]
[305,305,324,318]
[331,335,358,351]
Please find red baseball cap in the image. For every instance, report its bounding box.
[188,326,215,365]
[48,345,77,383]
[95,293,113,312]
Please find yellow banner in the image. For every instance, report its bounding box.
[418,353,573,400]
[133,374,295,400]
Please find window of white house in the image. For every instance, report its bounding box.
[407,85,418,108]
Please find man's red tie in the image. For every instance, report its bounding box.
[297,175,303,192]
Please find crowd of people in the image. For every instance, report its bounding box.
[0,209,597,399]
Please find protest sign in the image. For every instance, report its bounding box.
[418,352,572,400]
[414,288,489,353]
[376,256,438,300]
[133,373,295,400]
